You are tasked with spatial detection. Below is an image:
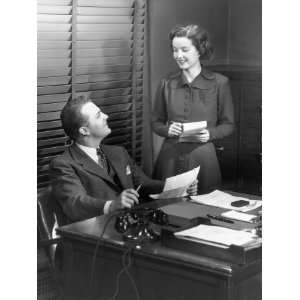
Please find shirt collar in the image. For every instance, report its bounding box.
[174,67,216,89]
[76,143,98,162]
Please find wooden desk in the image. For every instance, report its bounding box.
[57,196,261,300]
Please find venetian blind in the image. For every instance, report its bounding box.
[37,0,147,188]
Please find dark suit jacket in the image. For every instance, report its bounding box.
[49,144,164,223]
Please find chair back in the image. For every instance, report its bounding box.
[37,186,66,263]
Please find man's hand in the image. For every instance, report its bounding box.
[186,179,198,196]
[109,189,139,213]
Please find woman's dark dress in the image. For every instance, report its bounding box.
[152,68,234,194]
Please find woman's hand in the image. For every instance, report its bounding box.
[186,179,198,196]
[195,129,210,143]
[168,122,182,137]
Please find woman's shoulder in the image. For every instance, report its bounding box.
[160,70,182,83]
[202,68,229,83]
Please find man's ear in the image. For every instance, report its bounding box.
[79,126,89,136]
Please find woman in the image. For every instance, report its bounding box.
[152,24,234,194]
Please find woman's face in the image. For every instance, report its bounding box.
[172,37,200,71]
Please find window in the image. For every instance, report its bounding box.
[37,0,147,187]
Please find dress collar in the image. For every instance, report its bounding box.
[173,67,216,89]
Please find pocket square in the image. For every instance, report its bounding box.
[126,165,131,175]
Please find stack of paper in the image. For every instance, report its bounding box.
[179,121,207,143]
[175,224,257,247]
[150,166,200,199]
[221,210,257,223]
[191,190,262,212]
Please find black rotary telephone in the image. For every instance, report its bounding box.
[114,207,169,243]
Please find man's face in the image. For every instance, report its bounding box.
[172,37,200,71]
[80,102,111,139]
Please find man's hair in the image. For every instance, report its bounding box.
[60,95,91,140]
[169,24,214,60]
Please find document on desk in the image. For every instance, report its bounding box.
[150,166,200,199]
[190,190,262,212]
[175,224,257,247]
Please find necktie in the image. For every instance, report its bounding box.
[96,145,108,171]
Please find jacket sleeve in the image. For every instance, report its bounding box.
[151,79,170,138]
[209,76,235,141]
[49,158,106,222]
[122,148,164,195]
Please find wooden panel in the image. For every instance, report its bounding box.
[38,0,72,5]
[37,49,71,58]
[38,111,61,122]
[37,32,72,40]
[77,15,132,23]
[77,0,134,7]
[76,64,132,75]
[38,120,62,131]
[38,85,71,95]
[38,146,66,156]
[101,103,132,114]
[76,47,131,57]
[75,79,142,92]
[38,41,72,49]
[38,67,71,77]
[77,7,133,16]
[75,40,143,49]
[38,102,66,113]
[38,129,65,139]
[76,72,135,84]
[77,24,132,32]
[38,76,71,87]
[38,14,72,23]
[37,23,72,32]
[89,87,131,98]
[38,136,68,148]
[38,58,71,68]
[37,5,72,15]
[38,93,71,104]
[93,95,132,107]
[76,31,131,40]
[76,56,143,66]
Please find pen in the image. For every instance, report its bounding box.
[136,184,142,193]
[206,214,234,224]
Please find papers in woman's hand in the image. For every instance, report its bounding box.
[179,121,207,142]
[181,121,207,137]
[150,166,200,199]
[190,190,262,212]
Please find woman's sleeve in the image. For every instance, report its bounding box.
[151,79,169,137]
[209,76,235,140]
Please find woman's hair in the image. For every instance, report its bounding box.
[169,24,214,60]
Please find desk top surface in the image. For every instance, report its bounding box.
[57,193,261,276]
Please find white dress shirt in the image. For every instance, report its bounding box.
[76,143,112,214]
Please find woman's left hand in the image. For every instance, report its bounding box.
[196,129,210,143]
[187,179,198,196]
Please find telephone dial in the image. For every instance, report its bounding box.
[114,207,169,243]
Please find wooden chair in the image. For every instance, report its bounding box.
[37,186,65,299]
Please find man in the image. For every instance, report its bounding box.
[50,95,197,223]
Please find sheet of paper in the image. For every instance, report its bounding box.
[181,121,207,137]
[190,190,262,212]
[150,166,200,199]
[175,224,256,246]
[164,166,200,191]
[221,210,257,223]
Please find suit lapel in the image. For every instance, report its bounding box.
[102,145,131,189]
[69,144,116,186]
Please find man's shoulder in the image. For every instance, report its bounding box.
[50,147,73,168]
[102,144,126,153]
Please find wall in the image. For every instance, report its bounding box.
[228,0,262,66]
[148,0,229,171]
